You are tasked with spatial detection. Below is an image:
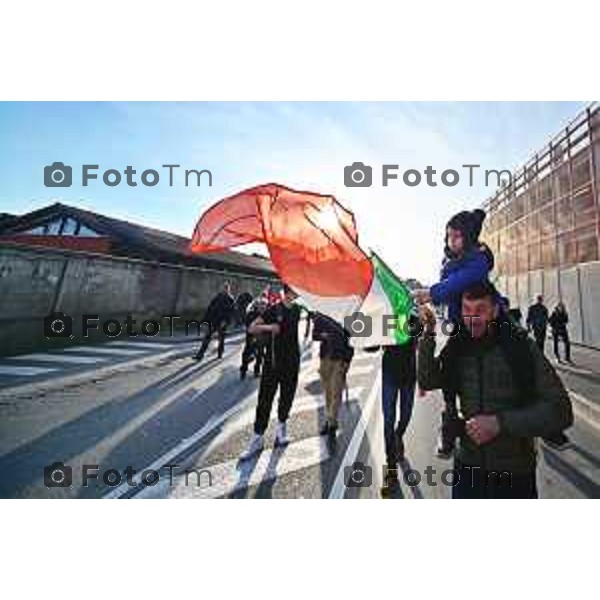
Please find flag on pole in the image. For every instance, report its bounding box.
[190,183,414,346]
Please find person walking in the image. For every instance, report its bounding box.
[549,302,572,364]
[413,209,500,460]
[239,298,268,379]
[380,339,418,489]
[312,313,353,453]
[193,282,236,362]
[235,291,254,327]
[527,295,549,353]
[240,284,302,460]
[418,281,573,499]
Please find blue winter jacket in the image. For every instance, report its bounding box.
[430,245,495,322]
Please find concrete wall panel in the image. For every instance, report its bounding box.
[559,267,583,343]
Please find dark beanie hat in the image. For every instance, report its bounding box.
[446,209,486,246]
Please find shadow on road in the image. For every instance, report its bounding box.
[541,446,600,498]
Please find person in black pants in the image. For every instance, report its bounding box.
[193,282,235,362]
[541,301,573,451]
[239,298,268,379]
[240,284,301,459]
[549,302,572,364]
[527,295,549,353]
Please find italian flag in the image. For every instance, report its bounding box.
[190,183,414,347]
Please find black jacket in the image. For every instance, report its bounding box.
[382,342,417,388]
[549,309,569,334]
[312,313,354,362]
[204,291,235,326]
[527,303,549,330]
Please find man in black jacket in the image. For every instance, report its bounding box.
[312,313,354,452]
[549,302,572,364]
[527,295,549,352]
[418,282,573,498]
[193,282,235,362]
[240,284,302,460]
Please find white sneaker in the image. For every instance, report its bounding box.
[240,434,264,460]
[274,421,289,447]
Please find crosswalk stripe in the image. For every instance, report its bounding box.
[302,363,375,381]
[105,341,179,350]
[137,435,332,499]
[329,371,382,499]
[11,353,108,365]
[104,342,316,499]
[556,362,594,376]
[0,365,59,376]
[348,365,376,376]
[62,346,148,356]
[212,387,365,448]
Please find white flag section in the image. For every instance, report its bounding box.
[297,260,414,349]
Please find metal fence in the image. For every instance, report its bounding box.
[481,103,600,348]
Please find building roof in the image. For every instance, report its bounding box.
[1,202,275,277]
[0,213,17,231]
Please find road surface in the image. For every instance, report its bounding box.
[0,330,599,499]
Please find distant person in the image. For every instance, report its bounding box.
[541,302,573,450]
[239,298,268,379]
[235,291,254,327]
[193,282,235,362]
[413,209,499,459]
[527,295,549,352]
[418,282,573,499]
[240,284,302,460]
[312,313,353,453]
[549,302,572,364]
[508,306,523,327]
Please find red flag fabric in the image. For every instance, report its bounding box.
[190,183,373,299]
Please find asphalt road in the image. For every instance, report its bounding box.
[0,331,599,499]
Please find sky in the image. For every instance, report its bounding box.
[0,101,586,283]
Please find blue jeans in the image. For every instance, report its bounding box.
[382,371,415,464]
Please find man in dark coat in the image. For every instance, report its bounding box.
[193,282,235,362]
[527,295,549,352]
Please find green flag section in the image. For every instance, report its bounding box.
[371,251,415,345]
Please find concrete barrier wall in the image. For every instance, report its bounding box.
[0,244,276,356]
[498,261,600,348]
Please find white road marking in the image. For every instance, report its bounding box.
[105,342,315,499]
[556,362,594,376]
[105,341,179,350]
[11,353,108,365]
[569,388,600,431]
[0,365,59,377]
[329,372,381,499]
[302,363,375,381]
[352,352,379,363]
[103,399,252,499]
[62,346,147,356]
[136,435,332,499]
[207,387,365,453]
[348,365,376,377]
